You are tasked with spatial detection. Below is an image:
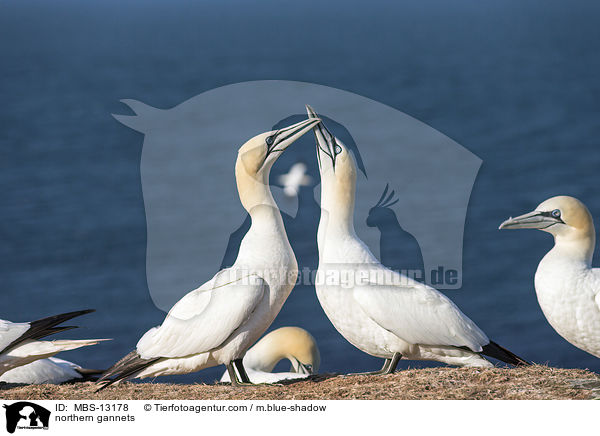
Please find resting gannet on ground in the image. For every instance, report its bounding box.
[278,162,312,197]
[500,196,600,358]
[307,105,528,373]
[0,310,107,376]
[220,326,320,383]
[0,357,103,384]
[97,117,320,389]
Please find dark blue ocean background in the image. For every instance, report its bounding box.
[1,0,599,384]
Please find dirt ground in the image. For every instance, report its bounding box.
[1,365,599,400]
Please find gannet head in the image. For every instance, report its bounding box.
[244,327,320,375]
[499,196,593,234]
[499,196,595,261]
[235,118,320,211]
[306,105,357,205]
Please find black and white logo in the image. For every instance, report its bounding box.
[3,402,50,433]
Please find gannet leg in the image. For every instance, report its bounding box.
[226,359,253,386]
[233,358,251,383]
[386,352,401,374]
[349,353,402,376]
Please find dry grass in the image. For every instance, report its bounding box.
[1,365,598,400]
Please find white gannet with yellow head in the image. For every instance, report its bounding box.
[97,117,320,388]
[308,105,528,373]
[220,326,320,383]
[500,195,600,358]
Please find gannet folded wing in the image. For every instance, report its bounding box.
[1,339,108,375]
[353,282,489,352]
[0,321,30,353]
[0,357,94,384]
[137,273,266,359]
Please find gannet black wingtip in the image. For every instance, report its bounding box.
[1,309,96,355]
[482,340,531,366]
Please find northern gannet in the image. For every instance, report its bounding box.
[0,310,106,376]
[0,357,103,384]
[220,326,320,383]
[97,118,321,388]
[278,162,312,197]
[499,195,600,358]
[307,105,528,373]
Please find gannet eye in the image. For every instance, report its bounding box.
[266,136,274,146]
[551,209,561,218]
[334,144,342,155]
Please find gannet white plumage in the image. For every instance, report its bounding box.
[500,195,600,358]
[220,326,320,383]
[0,357,103,384]
[97,118,320,388]
[278,162,312,197]
[0,310,107,376]
[307,105,528,373]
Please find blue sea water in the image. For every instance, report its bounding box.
[1,0,600,384]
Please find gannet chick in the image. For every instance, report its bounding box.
[0,357,103,384]
[0,310,107,376]
[307,105,528,373]
[278,162,312,197]
[500,196,600,358]
[97,117,320,389]
[220,326,320,383]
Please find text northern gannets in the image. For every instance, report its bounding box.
[97,118,320,388]
[0,310,106,376]
[500,195,600,358]
[308,105,528,372]
[220,326,320,383]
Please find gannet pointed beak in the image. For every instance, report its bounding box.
[499,210,564,230]
[267,118,321,155]
[297,362,313,375]
[290,357,313,375]
[306,104,340,170]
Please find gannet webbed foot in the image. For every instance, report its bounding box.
[348,352,401,376]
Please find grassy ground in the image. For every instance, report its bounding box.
[1,365,599,400]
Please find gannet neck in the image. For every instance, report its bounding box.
[316,208,329,258]
[542,196,596,266]
[243,327,320,373]
[235,157,278,214]
[234,158,288,242]
[550,225,595,266]
[243,337,285,373]
[319,163,358,240]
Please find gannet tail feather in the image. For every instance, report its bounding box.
[96,350,161,391]
[481,341,530,366]
[1,309,95,354]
